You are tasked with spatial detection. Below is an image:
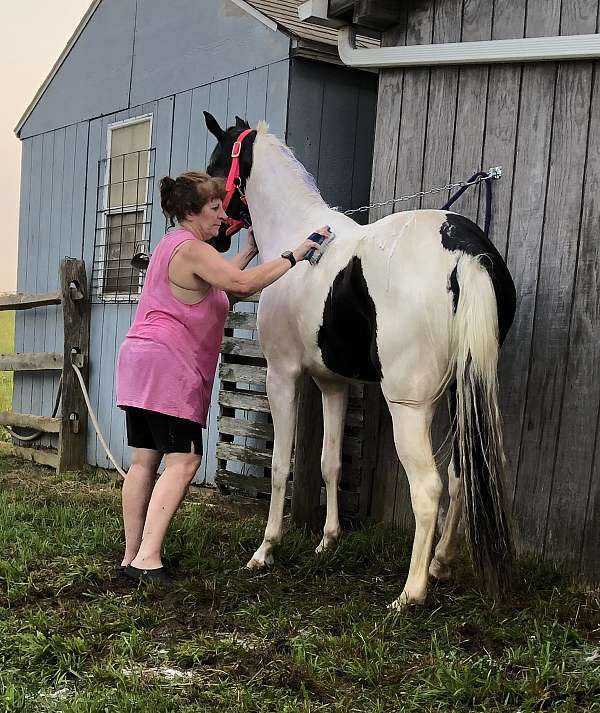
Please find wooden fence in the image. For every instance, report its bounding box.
[214,294,380,529]
[0,258,89,472]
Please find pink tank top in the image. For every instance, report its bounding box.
[116,229,230,426]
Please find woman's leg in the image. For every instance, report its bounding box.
[129,451,202,570]
[121,447,162,567]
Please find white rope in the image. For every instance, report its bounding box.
[71,362,127,478]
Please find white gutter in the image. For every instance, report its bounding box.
[338,26,600,68]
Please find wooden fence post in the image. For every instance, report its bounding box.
[291,375,324,531]
[57,258,90,472]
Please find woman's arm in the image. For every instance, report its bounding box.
[229,228,258,271]
[229,244,258,271]
[182,236,322,297]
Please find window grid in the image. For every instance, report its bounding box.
[91,147,156,303]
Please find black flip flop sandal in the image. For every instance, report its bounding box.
[124,565,172,586]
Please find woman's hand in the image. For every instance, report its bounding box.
[292,225,331,263]
[247,227,258,255]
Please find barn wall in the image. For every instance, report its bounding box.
[368,0,600,579]
[286,58,377,218]
[18,0,290,139]
[13,59,290,484]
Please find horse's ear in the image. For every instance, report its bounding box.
[204,111,225,142]
[235,115,250,129]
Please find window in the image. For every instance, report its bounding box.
[92,115,155,302]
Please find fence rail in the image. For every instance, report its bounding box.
[0,258,90,472]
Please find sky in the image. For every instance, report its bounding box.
[0,0,91,293]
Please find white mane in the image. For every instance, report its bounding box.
[253,126,325,209]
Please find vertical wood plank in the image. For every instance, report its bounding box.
[71,121,90,260]
[497,0,561,514]
[170,90,193,176]
[58,258,89,472]
[351,77,378,220]
[188,85,210,168]
[393,2,434,211]
[205,79,229,165]
[528,1,598,564]
[478,0,526,256]
[13,139,33,415]
[318,71,360,212]
[286,60,324,183]
[148,97,174,248]
[265,60,289,139]
[246,67,269,126]
[450,0,493,222]
[370,69,402,222]
[556,63,600,574]
[420,0,462,210]
[30,132,55,422]
[292,375,324,531]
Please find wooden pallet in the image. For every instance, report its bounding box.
[215,294,377,524]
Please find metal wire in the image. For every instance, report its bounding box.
[342,167,502,216]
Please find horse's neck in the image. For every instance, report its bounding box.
[245,137,333,262]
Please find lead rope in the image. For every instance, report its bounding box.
[71,363,127,478]
[342,166,502,237]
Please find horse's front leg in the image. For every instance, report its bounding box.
[314,377,348,553]
[247,366,300,569]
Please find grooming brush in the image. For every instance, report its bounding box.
[304,228,335,265]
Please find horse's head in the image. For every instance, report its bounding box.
[204,113,255,178]
[203,112,256,252]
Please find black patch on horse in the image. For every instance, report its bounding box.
[318,256,383,382]
[440,213,516,345]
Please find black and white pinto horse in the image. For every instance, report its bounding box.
[205,113,517,608]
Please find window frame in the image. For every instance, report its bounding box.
[97,113,154,302]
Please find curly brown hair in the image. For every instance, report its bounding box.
[160,171,226,226]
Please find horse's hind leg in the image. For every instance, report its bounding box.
[247,366,300,570]
[429,447,462,580]
[313,377,348,553]
[386,401,442,608]
[429,387,463,580]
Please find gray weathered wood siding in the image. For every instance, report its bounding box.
[369,0,600,579]
[286,58,377,218]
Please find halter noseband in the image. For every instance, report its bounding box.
[222,128,254,238]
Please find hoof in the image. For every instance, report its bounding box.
[388,590,425,610]
[315,529,341,554]
[429,557,451,581]
[315,538,334,554]
[246,551,274,570]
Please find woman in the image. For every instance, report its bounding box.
[115,171,327,583]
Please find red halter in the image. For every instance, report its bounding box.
[222,128,254,237]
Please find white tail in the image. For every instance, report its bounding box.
[452,254,514,595]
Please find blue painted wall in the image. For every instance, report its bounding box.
[19,0,290,139]
[13,1,376,484]
[14,57,290,482]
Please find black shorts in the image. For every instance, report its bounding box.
[124,407,204,455]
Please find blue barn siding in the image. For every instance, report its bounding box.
[19,0,136,139]
[130,0,290,106]
[13,2,311,480]
[12,122,90,448]
[75,62,288,478]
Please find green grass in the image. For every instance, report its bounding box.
[0,449,599,712]
[0,311,15,442]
